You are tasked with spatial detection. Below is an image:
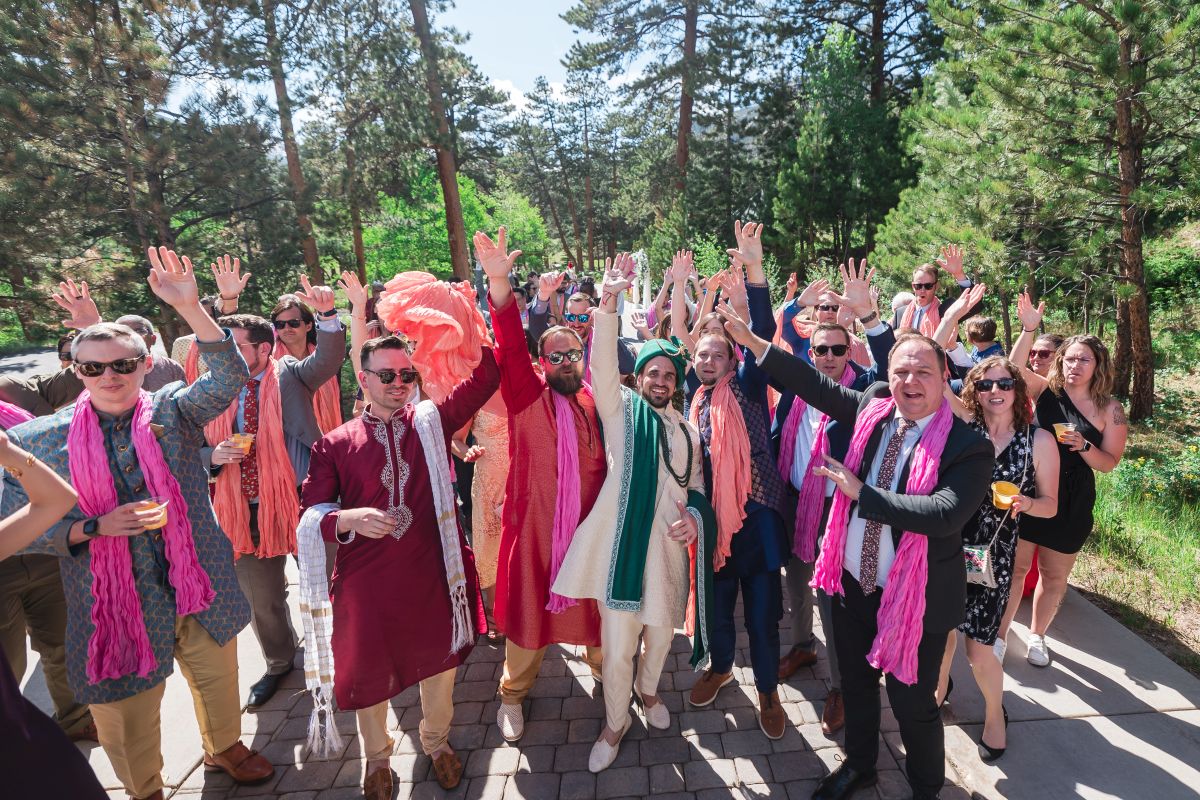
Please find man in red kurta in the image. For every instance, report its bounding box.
[474,228,604,743]
[300,335,497,798]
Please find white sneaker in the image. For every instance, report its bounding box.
[496,702,524,742]
[637,692,670,730]
[1027,634,1051,667]
[588,717,632,773]
[993,637,1008,664]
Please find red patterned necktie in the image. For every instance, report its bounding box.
[240,378,260,499]
[859,417,917,594]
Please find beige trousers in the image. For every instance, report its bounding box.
[89,615,240,799]
[499,641,602,704]
[599,605,675,732]
[356,667,457,760]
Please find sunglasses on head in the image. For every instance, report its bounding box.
[812,344,849,357]
[911,282,936,291]
[74,355,146,377]
[272,319,304,330]
[543,349,584,365]
[1029,349,1056,359]
[364,368,419,385]
[564,313,591,324]
[974,378,1016,392]
[816,304,840,312]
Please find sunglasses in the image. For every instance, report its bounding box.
[543,349,584,365]
[911,282,936,291]
[272,319,305,330]
[364,368,419,385]
[74,355,146,377]
[812,344,849,357]
[1029,349,1056,359]
[816,304,840,312]
[975,378,1016,392]
[564,313,591,324]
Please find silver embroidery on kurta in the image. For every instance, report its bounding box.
[369,415,412,539]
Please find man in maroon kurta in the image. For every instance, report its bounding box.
[300,335,497,797]
[473,228,604,744]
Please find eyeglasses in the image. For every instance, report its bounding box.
[1029,349,1056,359]
[911,282,936,291]
[812,344,849,357]
[563,313,591,324]
[974,378,1016,392]
[364,368,419,385]
[272,319,304,330]
[1064,356,1093,365]
[74,356,146,377]
[543,349,584,365]
[816,305,840,313]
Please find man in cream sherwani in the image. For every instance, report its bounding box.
[552,258,716,774]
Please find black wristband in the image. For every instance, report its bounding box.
[316,308,338,319]
[859,311,879,324]
[1022,326,1038,333]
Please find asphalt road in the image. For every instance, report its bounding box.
[0,347,62,381]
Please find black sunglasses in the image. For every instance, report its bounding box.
[75,355,146,377]
[816,304,840,312]
[364,368,419,385]
[911,282,936,291]
[564,313,591,324]
[812,344,849,357]
[543,349,584,365]
[975,378,1016,392]
[272,319,305,330]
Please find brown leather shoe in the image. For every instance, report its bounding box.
[363,760,394,800]
[202,740,274,784]
[758,690,786,740]
[431,749,463,790]
[688,669,734,707]
[777,645,818,680]
[821,688,845,735]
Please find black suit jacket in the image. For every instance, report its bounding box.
[760,344,994,633]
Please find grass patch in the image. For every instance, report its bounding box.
[0,314,54,355]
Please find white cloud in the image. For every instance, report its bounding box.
[493,78,529,112]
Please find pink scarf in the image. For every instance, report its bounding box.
[0,400,34,429]
[68,390,215,684]
[811,397,953,685]
[899,299,941,337]
[546,384,592,612]
[688,372,751,571]
[777,363,856,561]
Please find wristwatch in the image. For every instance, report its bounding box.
[82,517,100,539]
[859,311,879,325]
[316,308,338,319]
[1081,441,1093,453]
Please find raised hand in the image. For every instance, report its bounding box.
[830,258,875,317]
[785,272,799,299]
[210,254,250,300]
[946,283,987,321]
[836,304,856,330]
[51,278,101,329]
[536,270,567,301]
[796,277,832,308]
[473,227,523,281]
[337,271,370,312]
[714,299,755,347]
[670,250,694,283]
[665,500,698,544]
[147,246,201,310]
[295,274,336,314]
[1017,290,1045,331]
[936,244,966,281]
[727,219,764,269]
[602,253,635,297]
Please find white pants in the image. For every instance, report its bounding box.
[599,605,675,732]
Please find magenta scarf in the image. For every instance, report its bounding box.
[777,363,856,561]
[0,400,34,429]
[811,396,953,685]
[546,384,592,612]
[68,390,215,684]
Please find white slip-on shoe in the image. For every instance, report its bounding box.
[588,717,633,773]
[1026,634,1051,667]
[636,690,670,730]
[496,702,525,742]
[993,637,1008,664]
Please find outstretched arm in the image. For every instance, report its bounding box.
[477,228,543,414]
[1009,290,1049,397]
[592,254,636,419]
[0,432,78,560]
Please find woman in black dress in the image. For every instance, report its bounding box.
[939,357,1060,760]
[1004,334,1128,668]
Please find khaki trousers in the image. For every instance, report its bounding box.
[356,667,456,760]
[499,641,602,705]
[0,555,93,736]
[599,606,674,732]
[89,615,241,799]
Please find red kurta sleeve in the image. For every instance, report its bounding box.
[437,347,500,438]
[300,434,344,543]
[488,294,544,415]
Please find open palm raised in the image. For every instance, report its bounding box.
[147,247,200,309]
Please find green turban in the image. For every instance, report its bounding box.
[635,337,690,381]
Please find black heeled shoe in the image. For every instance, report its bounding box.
[979,705,1009,762]
[939,676,955,708]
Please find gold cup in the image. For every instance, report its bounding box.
[139,496,169,530]
[231,433,255,454]
[991,481,1020,510]
[1052,422,1076,443]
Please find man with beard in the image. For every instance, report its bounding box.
[475,227,604,743]
[551,258,716,773]
[529,273,637,378]
[685,220,791,741]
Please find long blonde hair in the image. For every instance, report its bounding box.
[1046,334,1113,410]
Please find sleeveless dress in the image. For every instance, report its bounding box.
[1021,391,1104,554]
[959,424,1036,645]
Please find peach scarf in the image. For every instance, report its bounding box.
[899,299,941,337]
[274,340,342,433]
[688,372,751,571]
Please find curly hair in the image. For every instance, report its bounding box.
[1046,334,1113,410]
[961,356,1032,428]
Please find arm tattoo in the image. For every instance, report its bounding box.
[1111,403,1128,427]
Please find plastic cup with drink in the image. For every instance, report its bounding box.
[991,481,1020,510]
[1052,422,1076,443]
[138,496,170,530]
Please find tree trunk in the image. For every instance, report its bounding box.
[264,0,321,282]
[1113,295,1131,395]
[523,133,575,267]
[547,116,585,268]
[345,139,367,284]
[582,106,595,271]
[610,136,618,259]
[674,0,698,194]
[868,0,887,104]
[409,0,471,281]
[997,284,1013,351]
